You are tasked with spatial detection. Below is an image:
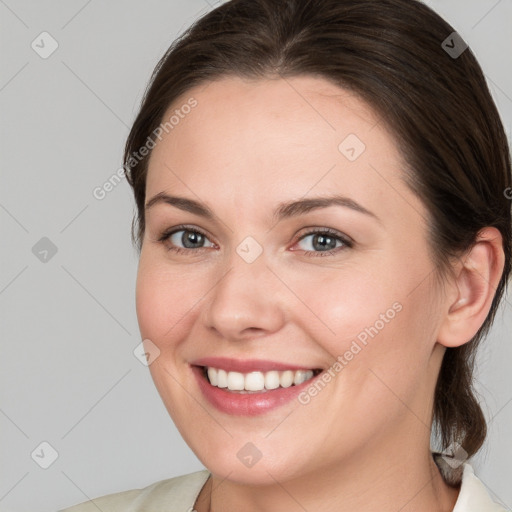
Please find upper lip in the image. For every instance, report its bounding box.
[190,357,321,373]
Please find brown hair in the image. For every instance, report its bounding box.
[123,0,511,460]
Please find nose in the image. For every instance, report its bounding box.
[201,251,286,342]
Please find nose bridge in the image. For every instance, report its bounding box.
[203,238,284,339]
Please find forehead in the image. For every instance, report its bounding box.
[145,75,423,225]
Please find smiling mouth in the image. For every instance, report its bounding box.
[199,366,323,393]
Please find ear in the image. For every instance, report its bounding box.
[437,227,505,348]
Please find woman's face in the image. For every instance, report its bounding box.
[136,75,447,484]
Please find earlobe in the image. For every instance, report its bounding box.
[437,227,505,348]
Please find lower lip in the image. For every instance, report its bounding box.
[191,365,322,416]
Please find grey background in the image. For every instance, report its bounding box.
[0,1,510,511]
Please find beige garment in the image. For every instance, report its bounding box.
[59,463,508,511]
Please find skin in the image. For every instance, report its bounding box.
[135,75,504,512]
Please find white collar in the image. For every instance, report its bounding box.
[185,464,506,511]
[129,464,507,512]
[452,463,507,511]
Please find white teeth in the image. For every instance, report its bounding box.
[205,367,316,392]
[207,367,218,386]
[280,370,294,388]
[227,371,245,390]
[293,370,309,385]
[264,371,280,390]
[245,372,265,391]
[217,369,228,388]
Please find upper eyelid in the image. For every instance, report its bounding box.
[161,225,352,248]
[158,225,213,244]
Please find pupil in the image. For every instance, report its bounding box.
[183,231,203,248]
[314,234,336,251]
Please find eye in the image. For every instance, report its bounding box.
[292,228,353,257]
[156,225,352,258]
[157,225,216,255]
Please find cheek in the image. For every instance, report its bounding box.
[336,288,439,422]
[281,260,403,352]
[286,257,438,390]
[135,254,209,347]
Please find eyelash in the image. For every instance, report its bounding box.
[157,224,353,258]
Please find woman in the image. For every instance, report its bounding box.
[60,0,511,510]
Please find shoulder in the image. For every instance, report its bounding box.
[453,464,508,512]
[58,469,211,512]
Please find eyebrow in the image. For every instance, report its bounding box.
[145,192,381,224]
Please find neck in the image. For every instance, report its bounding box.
[195,441,460,512]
